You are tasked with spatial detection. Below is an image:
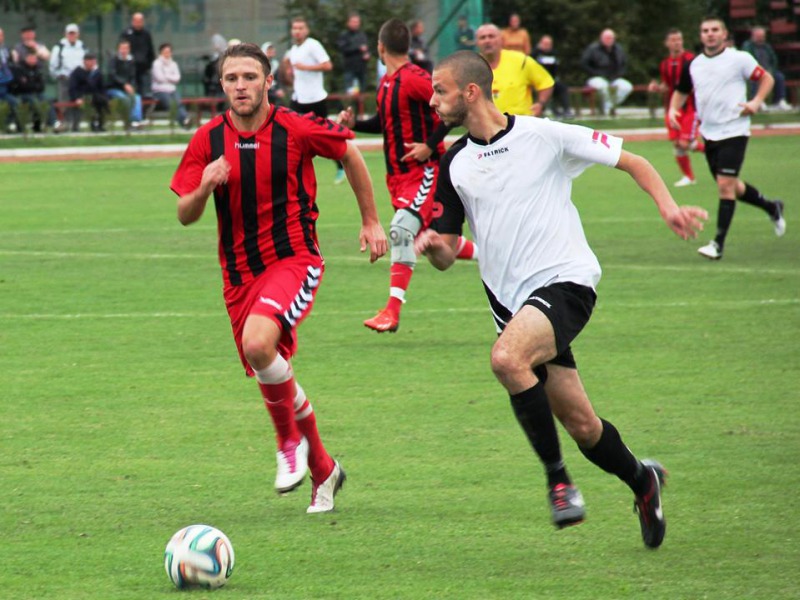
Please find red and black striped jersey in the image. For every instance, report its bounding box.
[375,62,445,176]
[171,106,353,287]
[659,51,696,111]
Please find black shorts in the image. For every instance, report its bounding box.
[704,136,749,178]
[523,281,596,376]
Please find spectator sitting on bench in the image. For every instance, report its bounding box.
[742,26,791,111]
[69,52,108,132]
[106,39,146,128]
[580,28,633,116]
[10,50,57,132]
[152,42,191,128]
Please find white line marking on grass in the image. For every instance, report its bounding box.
[2,249,798,276]
[2,299,797,320]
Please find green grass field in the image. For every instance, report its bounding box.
[1,136,798,599]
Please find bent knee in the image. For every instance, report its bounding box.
[241,336,274,369]
[561,411,601,445]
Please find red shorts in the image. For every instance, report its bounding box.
[223,255,324,376]
[665,106,698,143]
[386,163,438,228]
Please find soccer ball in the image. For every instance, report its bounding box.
[164,524,235,589]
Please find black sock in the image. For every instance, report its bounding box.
[510,383,571,487]
[578,418,648,495]
[738,182,776,216]
[714,199,736,248]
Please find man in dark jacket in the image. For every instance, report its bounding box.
[69,52,108,131]
[336,13,370,94]
[106,39,145,127]
[120,12,155,96]
[533,34,574,118]
[580,28,632,115]
[10,50,55,131]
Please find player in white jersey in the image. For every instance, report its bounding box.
[669,16,786,260]
[283,16,345,183]
[417,50,707,548]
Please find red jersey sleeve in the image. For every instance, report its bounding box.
[170,128,212,197]
[294,112,355,161]
[406,66,435,104]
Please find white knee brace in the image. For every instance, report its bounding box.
[390,209,422,266]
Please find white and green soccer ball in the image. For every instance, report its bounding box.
[164,524,235,589]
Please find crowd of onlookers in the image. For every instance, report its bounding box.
[0,13,192,133]
[0,12,794,135]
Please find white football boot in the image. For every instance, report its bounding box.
[697,240,722,260]
[275,436,309,494]
[307,460,346,514]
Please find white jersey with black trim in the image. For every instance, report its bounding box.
[434,115,622,322]
[684,48,762,141]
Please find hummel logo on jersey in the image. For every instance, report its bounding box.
[235,142,260,150]
[591,130,610,149]
[477,147,509,159]
[259,296,283,310]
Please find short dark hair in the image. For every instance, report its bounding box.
[437,50,493,99]
[701,15,727,29]
[665,28,682,37]
[20,26,35,33]
[379,18,410,55]
[217,42,271,78]
[158,42,172,53]
[291,16,308,26]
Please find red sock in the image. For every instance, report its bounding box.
[676,155,694,180]
[387,263,413,314]
[455,236,477,260]
[259,380,300,447]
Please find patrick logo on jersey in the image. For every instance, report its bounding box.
[476,147,509,160]
[591,130,611,149]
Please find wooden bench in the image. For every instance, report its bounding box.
[54,96,228,127]
[54,92,365,127]
[568,84,664,117]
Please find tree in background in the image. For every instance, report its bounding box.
[486,0,711,85]
[0,0,177,21]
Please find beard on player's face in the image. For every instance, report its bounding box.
[230,88,265,117]
[440,95,468,127]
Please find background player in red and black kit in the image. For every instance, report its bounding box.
[170,43,387,513]
[338,18,477,333]
[648,28,703,187]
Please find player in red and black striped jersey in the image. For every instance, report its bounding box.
[170,43,387,513]
[647,29,703,187]
[338,18,477,333]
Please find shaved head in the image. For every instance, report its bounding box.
[436,50,493,99]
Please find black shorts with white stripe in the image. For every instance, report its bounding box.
[523,282,597,372]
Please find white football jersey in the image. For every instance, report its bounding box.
[287,37,330,104]
[683,48,762,141]
[435,115,622,322]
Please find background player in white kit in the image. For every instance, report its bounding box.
[417,50,707,548]
[669,16,785,260]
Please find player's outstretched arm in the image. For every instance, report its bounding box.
[340,142,388,262]
[615,150,707,240]
[415,230,458,271]
[177,156,231,226]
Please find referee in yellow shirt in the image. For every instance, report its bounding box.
[476,23,554,116]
